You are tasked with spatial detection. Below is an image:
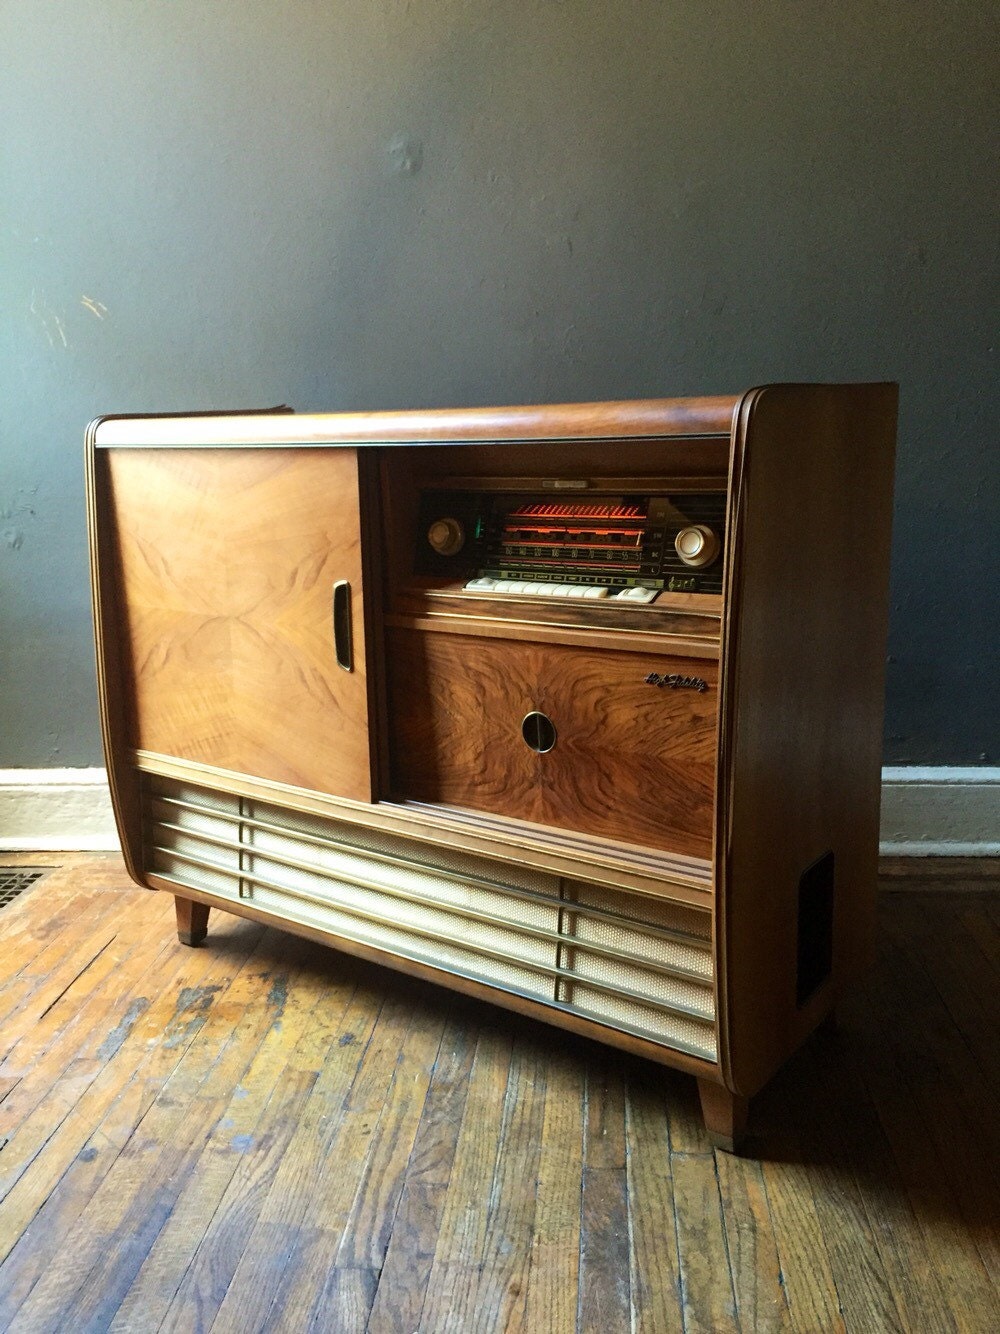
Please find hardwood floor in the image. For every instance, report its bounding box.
[0,854,997,1333]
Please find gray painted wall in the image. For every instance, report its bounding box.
[2,2,996,767]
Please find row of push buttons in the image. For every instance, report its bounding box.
[464,577,659,604]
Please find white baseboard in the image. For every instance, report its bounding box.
[878,766,1000,857]
[0,766,996,857]
[0,769,119,851]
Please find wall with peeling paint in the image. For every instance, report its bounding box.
[1,2,996,765]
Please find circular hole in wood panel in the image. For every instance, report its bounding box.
[521,711,556,753]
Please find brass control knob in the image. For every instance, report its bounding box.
[427,517,466,556]
[674,524,720,568]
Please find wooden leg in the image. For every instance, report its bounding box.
[697,1078,749,1154]
[175,896,210,947]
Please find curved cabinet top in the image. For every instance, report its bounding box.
[90,396,741,448]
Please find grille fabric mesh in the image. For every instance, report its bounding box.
[560,911,712,981]
[151,847,240,898]
[250,883,549,998]
[143,773,715,1062]
[252,796,560,898]
[559,947,713,1020]
[249,852,556,966]
[568,985,716,1059]
[248,826,559,932]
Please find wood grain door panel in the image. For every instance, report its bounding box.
[106,448,372,800]
[387,629,716,857]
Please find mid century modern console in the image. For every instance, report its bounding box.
[87,384,897,1150]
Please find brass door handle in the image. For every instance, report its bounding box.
[332,580,353,672]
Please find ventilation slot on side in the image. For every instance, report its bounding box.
[797,851,835,1006]
[141,774,717,1062]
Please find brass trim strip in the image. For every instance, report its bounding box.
[428,475,728,493]
[145,792,710,949]
[148,843,716,1026]
[555,885,568,1006]
[237,796,252,899]
[148,815,712,985]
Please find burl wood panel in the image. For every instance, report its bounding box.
[387,628,717,858]
[105,448,372,801]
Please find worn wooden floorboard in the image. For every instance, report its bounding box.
[714,1143,788,1332]
[155,958,376,1334]
[623,1074,681,1334]
[0,857,997,1333]
[4,919,271,1332]
[0,914,260,1252]
[754,1105,846,1333]
[106,931,319,1333]
[366,1020,479,1334]
[523,1047,585,1334]
[575,1054,629,1332]
[417,1027,514,1333]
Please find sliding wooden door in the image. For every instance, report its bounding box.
[104,446,373,801]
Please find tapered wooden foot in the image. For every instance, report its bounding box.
[175,896,210,946]
[697,1078,749,1153]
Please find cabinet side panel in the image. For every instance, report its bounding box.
[719,383,897,1097]
[104,447,373,801]
[87,437,143,878]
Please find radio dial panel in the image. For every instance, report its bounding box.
[414,489,727,595]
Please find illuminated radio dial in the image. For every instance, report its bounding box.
[674,524,721,569]
[427,517,466,556]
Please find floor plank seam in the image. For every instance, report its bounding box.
[900,943,999,1097]
[711,1149,742,1333]
[33,934,117,1023]
[662,1091,688,1334]
[333,1003,441,1285]
[362,1014,449,1300]
[369,1020,481,1334]
[0,1079,21,1109]
[624,1128,638,1334]
[754,1149,795,1330]
[575,1065,590,1334]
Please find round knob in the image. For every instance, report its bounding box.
[674,525,720,569]
[427,517,465,556]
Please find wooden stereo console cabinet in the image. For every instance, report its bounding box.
[87,384,897,1150]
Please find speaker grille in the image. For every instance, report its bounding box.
[142,775,716,1062]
